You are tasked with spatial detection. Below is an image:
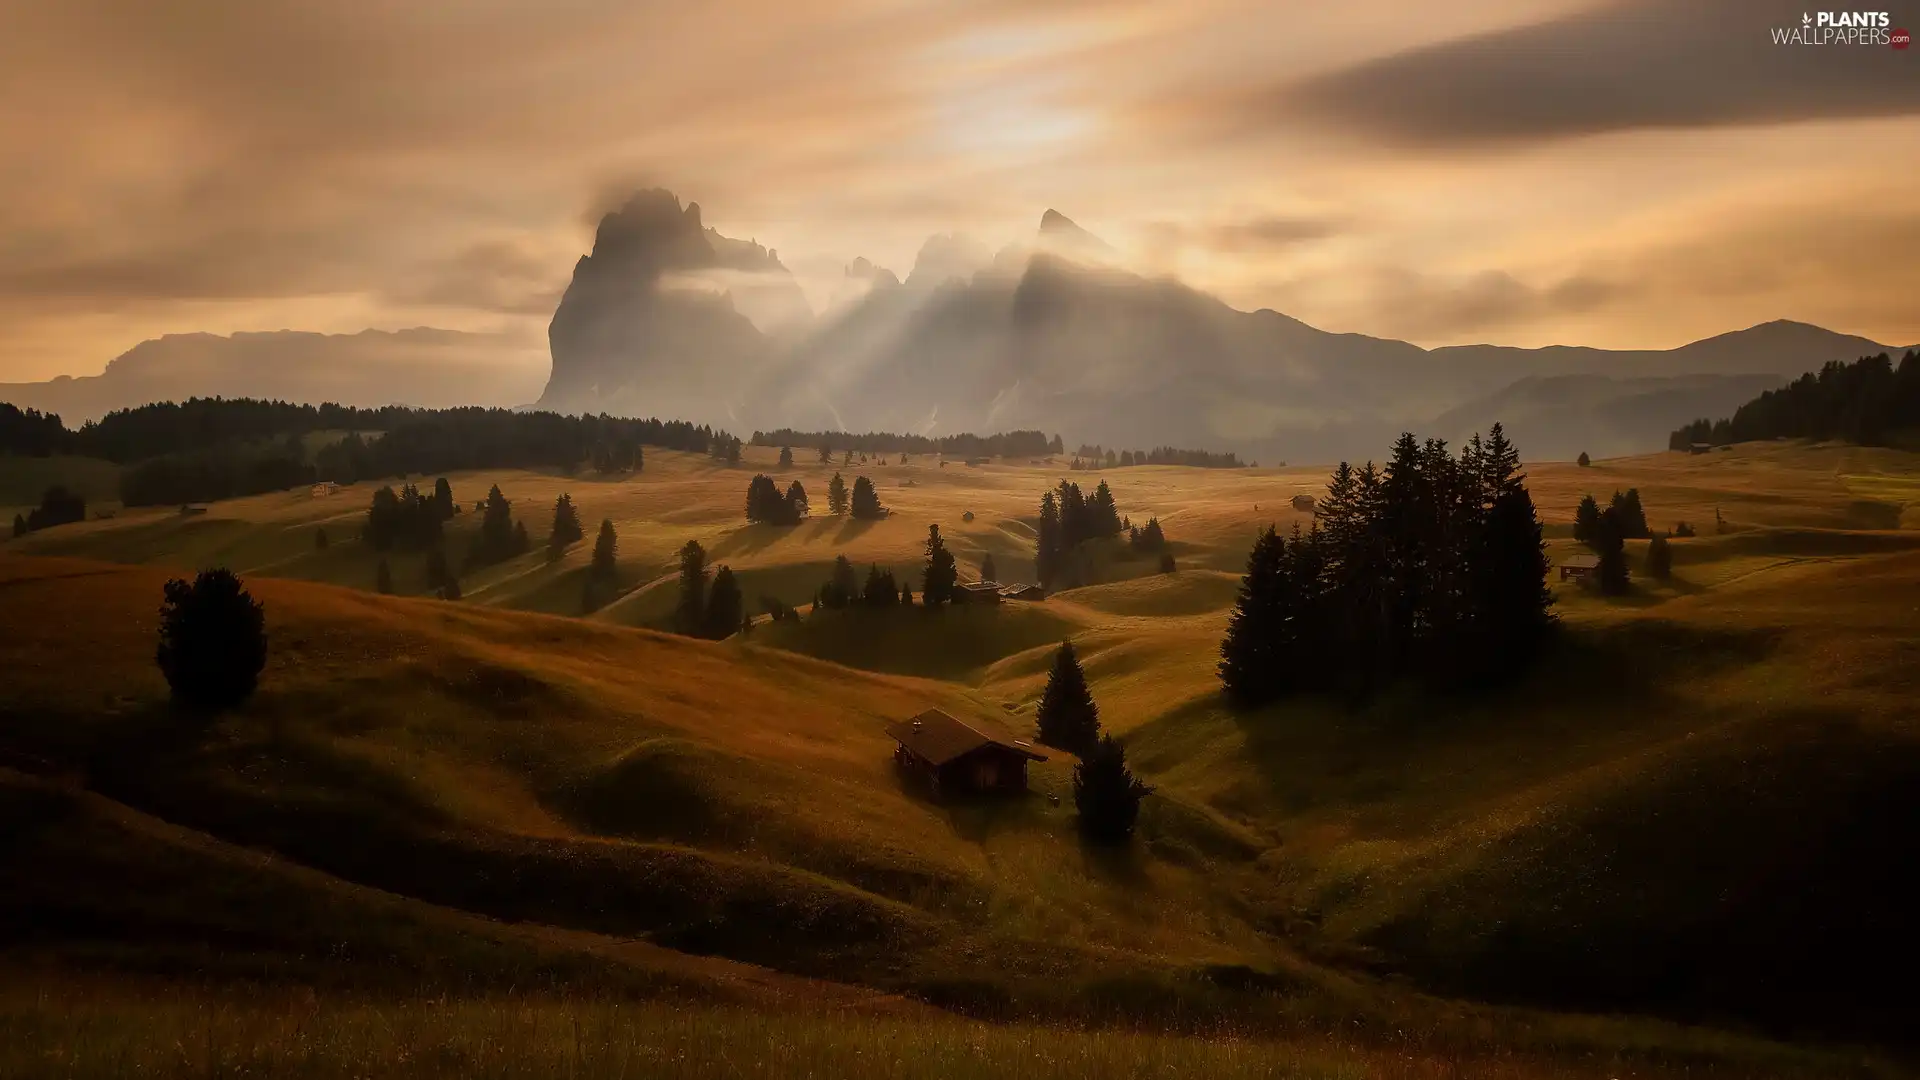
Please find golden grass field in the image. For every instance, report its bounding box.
[4,439,1919,1077]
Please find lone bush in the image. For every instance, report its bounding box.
[155,569,268,709]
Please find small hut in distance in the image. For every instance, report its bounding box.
[1291,494,1317,512]
[886,709,1046,797]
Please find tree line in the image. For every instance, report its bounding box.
[748,428,1060,459]
[1218,424,1555,706]
[0,404,69,457]
[1034,479,1176,589]
[748,471,883,524]
[1670,350,1920,449]
[1069,444,1246,469]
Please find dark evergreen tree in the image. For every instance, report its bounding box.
[778,445,794,468]
[861,564,899,608]
[818,442,833,465]
[1218,526,1288,707]
[900,583,913,606]
[827,471,849,516]
[822,555,859,610]
[10,513,25,539]
[704,566,744,639]
[1577,451,1591,467]
[1036,640,1102,755]
[675,540,709,633]
[725,439,742,467]
[512,519,531,556]
[1608,489,1651,539]
[25,486,86,532]
[1089,481,1123,536]
[375,558,393,595]
[745,474,802,524]
[850,476,885,519]
[464,484,519,568]
[1646,532,1673,581]
[980,552,998,583]
[155,568,268,709]
[590,518,617,582]
[1073,735,1152,846]
[1574,494,1602,544]
[1595,508,1631,595]
[1159,551,1177,574]
[1475,482,1557,671]
[1674,520,1697,538]
[785,480,809,520]
[1036,491,1063,589]
[549,493,585,556]
[433,477,456,521]
[1130,516,1166,552]
[921,524,957,606]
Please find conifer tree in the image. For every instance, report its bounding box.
[513,519,531,555]
[862,564,898,607]
[375,558,393,595]
[590,518,617,582]
[1159,551,1177,574]
[548,493,584,557]
[1036,640,1101,755]
[11,513,26,539]
[675,540,709,633]
[824,554,859,609]
[1595,508,1631,595]
[155,568,268,709]
[1218,526,1288,707]
[827,471,849,515]
[1036,491,1063,588]
[980,552,998,583]
[433,477,456,520]
[778,445,794,468]
[704,566,744,639]
[1073,735,1151,845]
[785,480,809,520]
[1577,451,1591,467]
[1574,494,1602,544]
[850,476,885,519]
[900,583,914,606]
[818,442,833,465]
[726,439,742,467]
[921,524,957,605]
[1645,532,1673,581]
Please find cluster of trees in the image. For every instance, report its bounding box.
[707,435,744,465]
[813,553,918,610]
[744,475,810,524]
[1218,426,1556,706]
[466,484,533,570]
[0,404,70,456]
[119,439,316,507]
[1032,640,1151,845]
[750,428,1059,459]
[1069,444,1245,469]
[673,541,747,639]
[13,486,87,537]
[363,478,455,551]
[1036,480,1127,589]
[1670,350,1920,448]
[1574,490,1650,543]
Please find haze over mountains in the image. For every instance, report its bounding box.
[4,188,1907,461]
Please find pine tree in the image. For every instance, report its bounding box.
[10,513,26,538]
[1475,484,1557,670]
[824,554,859,610]
[155,568,268,709]
[850,476,885,519]
[1577,451,1591,467]
[1036,491,1063,589]
[1218,526,1289,708]
[1159,551,1177,574]
[433,477,456,520]
[980,552,998,583]
[725,439,742,467]
[1036,640,1102,755]
[1089,481,1122,536]
[900,583,914,606]
[704,566,744,639]
[778,445,794,468]
[549,494,584,554]
[1574,494,1602,544]
[1073,735,1152,846]
[785,480,809,520]
[818,442,833,465]
[675,540,709,633]
[861,564,898,607]
[590,518,617,582]
[921,524,957,605]
[827,472,849,516]
[1595,508,1631,595]
[513,519,531,555]
[375,558,393,594]
[1645,532,1673,580]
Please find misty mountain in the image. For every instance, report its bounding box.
[1431,372,1786,461]
[0,328,545,425]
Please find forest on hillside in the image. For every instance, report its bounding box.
[1671,350,1920,448]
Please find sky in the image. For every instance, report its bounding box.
[3,0,1918,382]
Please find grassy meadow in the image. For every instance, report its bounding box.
[4,439,1919,1077]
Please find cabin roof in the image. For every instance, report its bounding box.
[957,580,1002,592]
[884,709,1046,766]
[1562,554,1601,569]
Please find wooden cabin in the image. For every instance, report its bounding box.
[1291,494,1317,512]
[955,581,1003,604]
[885,709,1046,797]
[1560,553,1600,581]
[1000,583,1046,601]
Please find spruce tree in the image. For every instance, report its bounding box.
[155,568,268,710]
[778,445,794,468]
[1646,532,1673,580]
[10,513,26,538]
[826,554,859,609]
[1036,491,1063,589]
[1073,735,1152,846]
[513,519,531,555]
[375,558,393,594]
[550,494,584,551]
[433,477,456,520]
[827,472,849,516]
[1218,526,1289,708]
[675,540,709,633]
[1159,551,1177,574]
[725,439,742,466]
[590,518,617,582]
[819,442,833,465]
[785,480,809,520]
[1476,485,1556,670]
[1036,640,1101,755]
[922,524,957,605]
[850,476,885,519]
[1574,494,1602,544]
[704,566,744,639]
[862,564,898,607]
[1595,508,1631,595]
[1577,451,1591,467]
[980,552,998,583]
[900,583,914,606]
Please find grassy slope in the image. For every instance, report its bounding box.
[5,440,1920,1068]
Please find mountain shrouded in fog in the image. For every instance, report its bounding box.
[536,189,1903,461]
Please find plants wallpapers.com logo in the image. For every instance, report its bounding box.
[1770,10,1908,45]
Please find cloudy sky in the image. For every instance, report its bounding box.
[3,0,1917,382]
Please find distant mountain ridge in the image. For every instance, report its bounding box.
[535,190,1905,461]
